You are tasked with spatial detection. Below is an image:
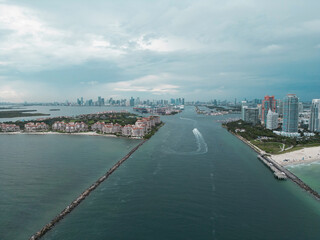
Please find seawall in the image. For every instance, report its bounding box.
[29,140,147,240]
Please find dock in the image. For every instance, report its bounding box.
[257,155,287,180]
[29,140,147,240]
[258,154,320,201]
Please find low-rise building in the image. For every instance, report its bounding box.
[24,122,49,132]
[131,127,145,137]
[91,122,105,132]
[52,121,88,132]
[52,121,66,131]
[0,123,20,132]
[122,125,133,136]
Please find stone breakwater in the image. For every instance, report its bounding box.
[29,140,147,240]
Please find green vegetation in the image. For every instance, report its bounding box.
[4,112,140,130]
[224,120,320,154]
[251,140,284,154]
[0,110,50,118]
[144,123,164,139]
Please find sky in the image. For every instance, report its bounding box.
[0,0,319,102]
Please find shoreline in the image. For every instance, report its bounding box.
[225,129,320,200]
[227,129,320,167]
[271,146,320,167]
[0,131,140,139]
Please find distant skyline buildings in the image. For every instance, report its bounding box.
[74,96,185,107]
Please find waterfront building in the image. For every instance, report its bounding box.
[266,109,279,130]
[131,127,145,137]
[101,123,122,134]
[262,96,276,126]
[282,94,299,133]
[24,122,48,132]
[52,121,88,132]
[0,123,20,132]
[243,107,259,125]
[135,120,147,131]
[151,115,161,124]
[91,122,105,132]
[309,99,320,132]
[52,121,66,131]
[101,124,113,134]
[122,125,132,136]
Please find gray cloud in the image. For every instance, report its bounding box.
[0,0,320,101]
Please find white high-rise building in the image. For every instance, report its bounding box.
[309,99,320,132]
[241,101,248,121]
[266,109,279,130]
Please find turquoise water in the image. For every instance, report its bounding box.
[289,162,320,193]
[1,106,320,240]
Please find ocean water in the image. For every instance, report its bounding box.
[1,106,320,240]
[288,162,320,193]
[0,135,140,240]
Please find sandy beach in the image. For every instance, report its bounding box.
[271,146,320,166]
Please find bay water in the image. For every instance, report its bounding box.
[1,106,320,240]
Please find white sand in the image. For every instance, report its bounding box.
[271,146,320,166]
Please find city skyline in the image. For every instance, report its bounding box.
[0,0,320,102]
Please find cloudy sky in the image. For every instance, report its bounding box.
[0,0,319,102]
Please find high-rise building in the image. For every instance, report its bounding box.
[257,104,262,119]
[309,99,320,132]
[282,94,299,133]
[276,99,283,116]
[262,96,276,125]
[266,109,279,130]
[243,107,259,125]
[298,102,304,113]
[241,101,248,120]
[130,97,135,107]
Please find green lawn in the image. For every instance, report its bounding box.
[251,141,320,155]
[251,140,284,154]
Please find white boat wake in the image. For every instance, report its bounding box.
[166,127,208,155]
[192,128,208,154]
